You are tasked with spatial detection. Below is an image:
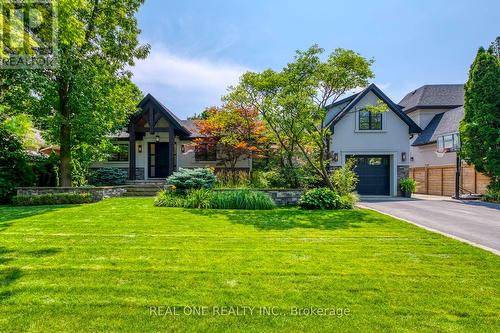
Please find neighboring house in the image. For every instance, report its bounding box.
[326,84,421,196]
[399,84,464,167]
[398,84,490,195]
[91,94,251,181]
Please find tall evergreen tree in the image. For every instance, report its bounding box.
[459,43,500,191]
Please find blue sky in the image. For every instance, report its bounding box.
[132,0,499,119]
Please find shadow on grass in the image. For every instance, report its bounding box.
[0,205,73,233]
[188,207,385,231]
[0,246,61,303]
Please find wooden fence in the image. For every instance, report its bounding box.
[410,165,490,196]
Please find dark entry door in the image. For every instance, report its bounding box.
[347,155,390,195]
[148,142,169,178]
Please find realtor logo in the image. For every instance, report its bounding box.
[0,0,58,68]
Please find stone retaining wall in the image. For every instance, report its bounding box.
[16,187,304,205]
[16,186,128,201]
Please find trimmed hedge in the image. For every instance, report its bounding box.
[12,193,93,206]
[154,189,275,210]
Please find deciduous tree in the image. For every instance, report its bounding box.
[194,105,267,175]
[227,45,375,189]
[8,0,149,186]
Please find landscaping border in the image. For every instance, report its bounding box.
[16,186,128,201]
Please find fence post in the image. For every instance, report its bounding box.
[425,166,429,194]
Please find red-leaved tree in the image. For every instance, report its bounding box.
[194,105,267,174]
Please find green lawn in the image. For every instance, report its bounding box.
[0,198,498,332]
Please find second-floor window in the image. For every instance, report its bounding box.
[359,110,382,130]
[195,143,217,161]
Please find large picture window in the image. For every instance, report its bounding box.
[195,143,217,161]
[358,110,382,130]
[437,133,460,153]
[108,144,129,162]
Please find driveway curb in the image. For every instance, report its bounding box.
[357,204,500,256]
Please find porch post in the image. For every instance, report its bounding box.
[168,126,175,176]
[129,124,136,180]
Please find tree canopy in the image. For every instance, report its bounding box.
[2,0,150,186]
[225,45,375,189]
[459,43,500,192]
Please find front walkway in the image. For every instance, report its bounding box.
[358,195,500,255]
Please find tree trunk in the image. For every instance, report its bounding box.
[59,81,72,187]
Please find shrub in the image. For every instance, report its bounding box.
[166,168,216,192]
[298,188,342,210]
[185,189,214,209]
[90,168,128,186]
[400,178,417,194]
[12,193,93,206]
[482,189,500,204]
[339,192,359,209]
[215,169,250,188]
[212,190,275,210]
[0,124,34,203]
[154,190,186,207]
[332,159,359,196]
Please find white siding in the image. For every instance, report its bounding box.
[330,90,411,196]
[410,144,457,167]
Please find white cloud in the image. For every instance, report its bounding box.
[132,45,250,99]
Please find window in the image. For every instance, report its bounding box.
[437,133,460,153]
[358,110,382,130]
[108,144,128,162]
[195,143,217,161]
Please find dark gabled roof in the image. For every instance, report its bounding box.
[325,93,358,110]
[412,106,464,146]
[327,83,421,134]
[412,113,443,146]
[325,93,359,126]
[398,84,464,113]
[134,94,191,137]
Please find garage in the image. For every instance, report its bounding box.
[347,155,390,195]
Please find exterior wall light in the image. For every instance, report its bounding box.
[138,144,142,153]
[155,135,160,142]
[333,153,339,162]
[181,145,185,153]
[402,152,407,162]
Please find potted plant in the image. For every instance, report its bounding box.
[400,178,417,198]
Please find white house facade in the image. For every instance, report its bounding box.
[326,84,421,196]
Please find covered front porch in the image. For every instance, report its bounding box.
[127,94,191,181]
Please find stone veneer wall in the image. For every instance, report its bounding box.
[397,166,410,197]
[16,186,128,201]
[260,190,303,206]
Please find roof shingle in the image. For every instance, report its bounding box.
[398,84,464,113]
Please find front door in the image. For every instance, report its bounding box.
[347,155,390,195]
[148,142,169,178]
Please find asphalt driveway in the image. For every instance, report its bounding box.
[359,196,500,254]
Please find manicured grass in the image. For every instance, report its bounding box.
[0,198,498,332]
